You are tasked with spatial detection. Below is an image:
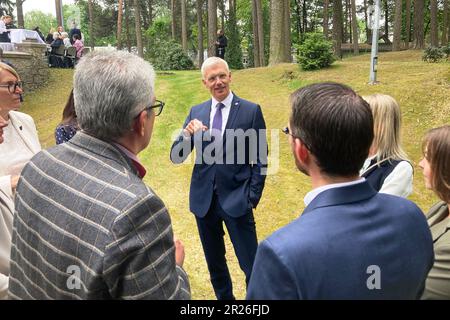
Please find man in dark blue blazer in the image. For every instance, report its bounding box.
[247,82,434,300]
[171,57,267,300]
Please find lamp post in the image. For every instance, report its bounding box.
[369,0,381,84]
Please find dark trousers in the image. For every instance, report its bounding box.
[195,193,258,300]
[216,47,225,59]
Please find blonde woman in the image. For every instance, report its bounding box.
[419,126,450,300]
[361,94,413,197]
[0,62,40,299]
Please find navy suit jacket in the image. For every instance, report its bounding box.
[170,94,267,218]
[247,181,434,299]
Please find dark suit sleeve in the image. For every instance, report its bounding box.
[103,194,191,300]
[246,239,300,300]
[249,104,267,208]
[170,109,194,164]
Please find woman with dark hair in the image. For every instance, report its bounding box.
[55,89,79,144]
[419,125,450,300]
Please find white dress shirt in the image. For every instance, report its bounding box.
[304,178,366,206]
[209,92,233,136]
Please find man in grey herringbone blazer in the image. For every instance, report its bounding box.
[8,51,190,299]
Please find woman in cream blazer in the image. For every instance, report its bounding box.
[0,62,41,299]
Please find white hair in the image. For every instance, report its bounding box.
[73,50,156,141]
[201,57,230,79]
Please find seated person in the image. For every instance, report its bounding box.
[45,28,55,44]
[360,94,413,197]
[72,34,84,59]
[61,32,71,48]
[55,89,79,144]
[53,25,64,41]
[49,36,65,68]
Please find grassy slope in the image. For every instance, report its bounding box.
[20,50,450,299]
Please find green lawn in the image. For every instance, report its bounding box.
[20,50,450,299]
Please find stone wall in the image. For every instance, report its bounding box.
[2,39,49,93]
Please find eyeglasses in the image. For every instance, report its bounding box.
[282,127,311,150]
[140,99,165,117]
[0,81,23,94]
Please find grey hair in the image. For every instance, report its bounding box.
[73,50,155,141]
[201,57,230,79]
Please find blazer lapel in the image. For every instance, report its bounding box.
[199,99,212,128]
[10,113,40,154]
[427,202,450,241]
[225,94,241,131]
[198,100,212,141]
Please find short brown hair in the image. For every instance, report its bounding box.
[290,82,373,177]
[422,125,450,203]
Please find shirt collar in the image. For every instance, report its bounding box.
[304,178,366,206]
[211,92,233,109]
[113,142,147,179]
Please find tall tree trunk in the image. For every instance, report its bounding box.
[16,0,25,28]
[302,0,307,32]
[141,1,148,29]
[125,0,131,52]
[384,0,389,42]
[148,0,153,26]
[392,0,402,50]
[171,0,176,39]
[220,0,225,29]
[88,0,94,50]
[442,0,449,45]
[181,0,188,52]
[197,0,204,67]
[134,0,144,57]
[269,0,284,65]
[363,0,372,43]
[323,0,329,38]
[208,0,217,57]
[405,0,411,46]
[294,0,303,43]
[333,0,343,58]
[117,0,124,49]
[269,0,291,65]
[251,0,264,67]
[351,0,359,53]
[348,0,353,43]
[430,0,438,46]
[413,0,424,49]
[256,0,264,66]
[284,0,292,62]
[251,0,261,67]
[344,0,349,43]
[55,0,63,27]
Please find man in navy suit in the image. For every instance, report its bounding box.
[171,57,267,300]
[247,82,434,300]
